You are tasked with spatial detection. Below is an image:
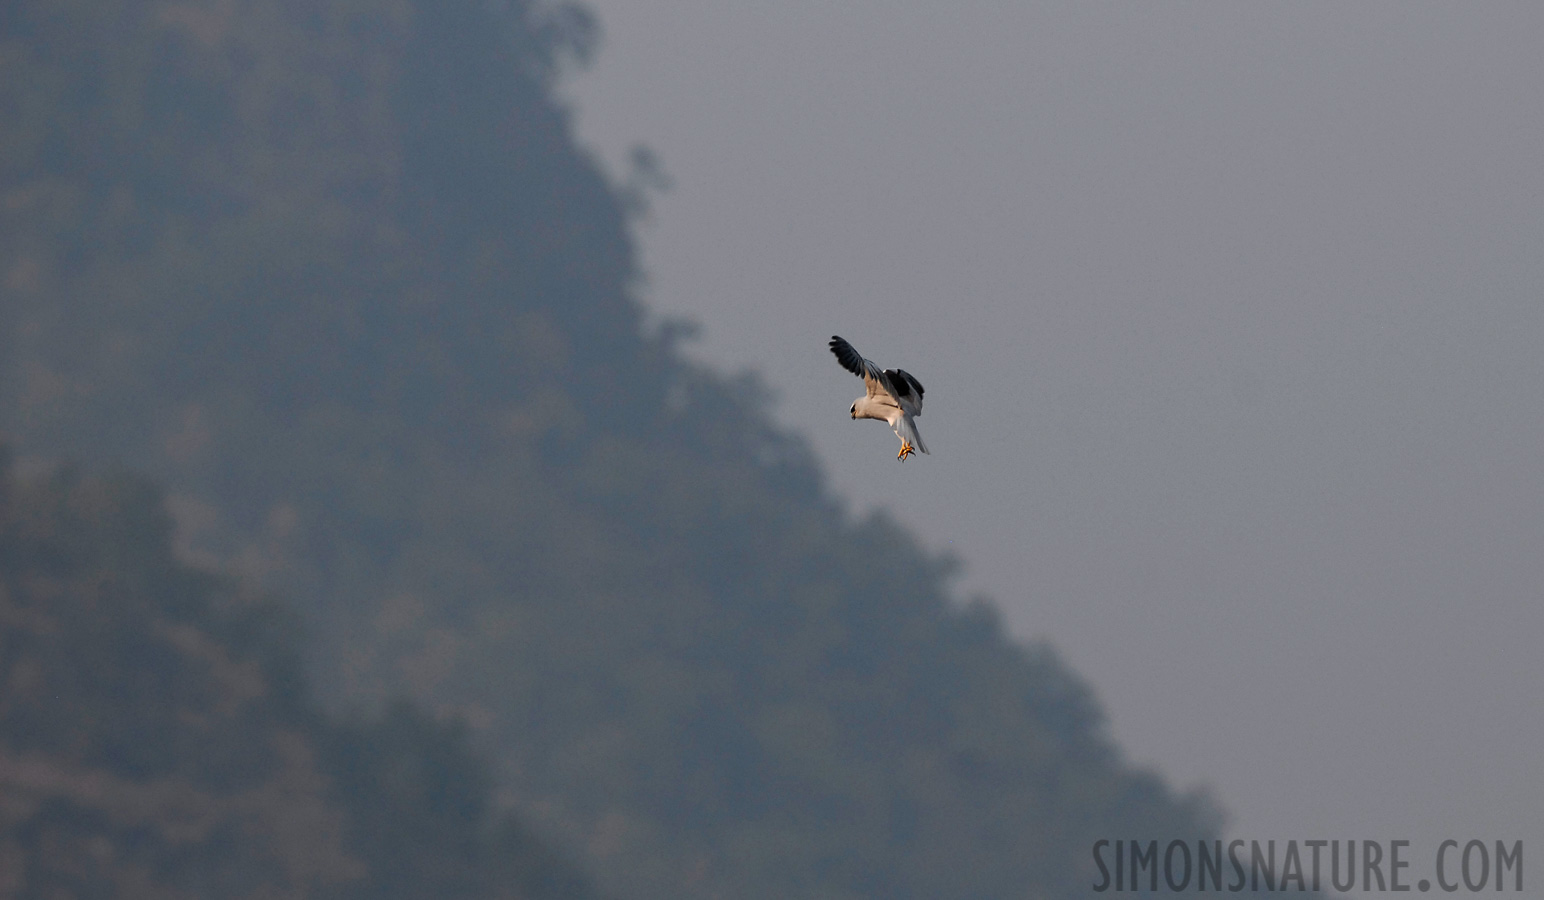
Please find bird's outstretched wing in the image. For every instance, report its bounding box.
[828,335,924,416]
[886,367,925,417]
[829,335,881,382]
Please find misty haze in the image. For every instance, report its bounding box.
[2,2,1539,899]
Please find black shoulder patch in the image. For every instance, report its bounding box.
[894,368,924,397]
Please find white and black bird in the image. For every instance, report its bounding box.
[828,335,929,461]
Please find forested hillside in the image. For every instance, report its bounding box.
[2,1,1263,897]
[0,459,602,898]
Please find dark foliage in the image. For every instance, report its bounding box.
[0,459,602,898]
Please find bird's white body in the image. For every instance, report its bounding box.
[852,394,928,456]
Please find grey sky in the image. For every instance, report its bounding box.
[565,3,1543,895]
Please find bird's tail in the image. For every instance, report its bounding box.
[898,414,929,454]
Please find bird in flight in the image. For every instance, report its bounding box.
[828,335,929,462]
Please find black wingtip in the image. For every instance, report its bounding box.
[828,336,865,377]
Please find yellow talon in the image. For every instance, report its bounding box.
[898,440,914,462]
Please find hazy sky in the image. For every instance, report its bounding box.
[565,4,1543,895]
